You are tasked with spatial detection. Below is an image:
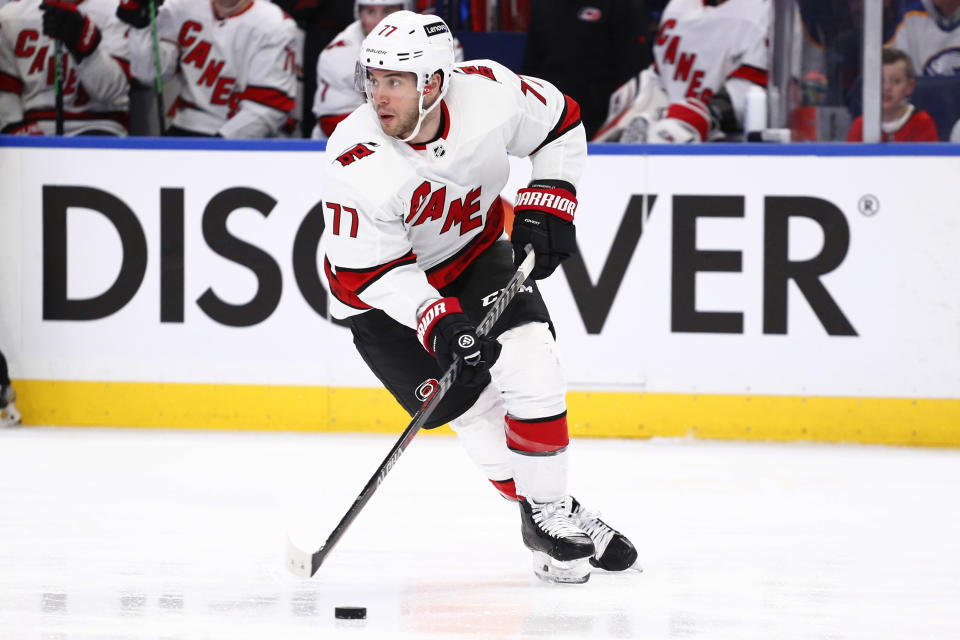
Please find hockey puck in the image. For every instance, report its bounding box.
[335,606,367,620]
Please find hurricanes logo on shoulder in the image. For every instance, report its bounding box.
[336,143,377,166]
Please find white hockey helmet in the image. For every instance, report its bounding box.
[354,0,414,20]
[356,10,456,140]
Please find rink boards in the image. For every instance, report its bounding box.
[1,138,958,445]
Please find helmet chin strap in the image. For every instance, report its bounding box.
[398,86,443,143]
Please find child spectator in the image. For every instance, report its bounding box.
[846,47,938,141]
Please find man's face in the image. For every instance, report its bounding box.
[367,67,421,138]
[359,4,404,36]
[882,61,914,111]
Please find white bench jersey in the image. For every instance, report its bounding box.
[653,0,768,121]
[128,0,298,137]
[0,0,129,135]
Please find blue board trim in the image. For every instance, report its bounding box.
[2,135,959,156]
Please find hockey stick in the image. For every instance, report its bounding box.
[148,0,165,134]
[54,40,64,135]
[286,244,536,578]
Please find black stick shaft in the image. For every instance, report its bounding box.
[54,40,64,135]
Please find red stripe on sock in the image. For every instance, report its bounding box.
[505,414,568,453]
[490,478,518,501]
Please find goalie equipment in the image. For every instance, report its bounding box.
[647,98,712,144]
[355,10,455,141]
[592,67,669,142]
[520,497,595,584]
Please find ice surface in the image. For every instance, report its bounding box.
[1,426,959,639]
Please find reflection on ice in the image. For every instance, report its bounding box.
[1,427,959,639]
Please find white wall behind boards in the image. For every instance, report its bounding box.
[1,143,957,400]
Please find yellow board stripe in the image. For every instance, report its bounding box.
[11,379,960,446]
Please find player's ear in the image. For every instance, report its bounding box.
[424,71,442,97]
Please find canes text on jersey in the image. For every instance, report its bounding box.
[406,183,483,236]
[10,30,88,100]
[656,19,713,103]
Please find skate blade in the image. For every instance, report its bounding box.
[531,551,591,584]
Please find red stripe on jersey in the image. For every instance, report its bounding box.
[505,413,569,453]
[112,56,132,80]
[728,64,767,87]
[240,86,295,113]
[490,478,518,501]
[557,94,581,136]
[424,195,505,289]
[0,71,24,95]
[531,93,582,154]
[318,113,349,136]
[332,251,418,296]
[324,258,371,310]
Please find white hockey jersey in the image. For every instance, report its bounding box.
[321,59,586,328]
[0,0,129,135]
[886,0,960,76]
[653,0,769,122]
[128,0,298,138]
[310,19,363,140]
[311,19,464,140]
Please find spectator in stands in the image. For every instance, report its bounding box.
[847,47,938,141]
[0,348,20,428]
[118,0,299,137]
[0,0,130,135]
[522,0,653,139]
[886,0,960,76]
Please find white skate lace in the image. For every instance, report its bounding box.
[573,507,615,556]
[532,500,586,540]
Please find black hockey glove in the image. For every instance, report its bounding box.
[116,0,164,29]
[40,1,101,63]
[511,181,578,280]
[417,297,501,388]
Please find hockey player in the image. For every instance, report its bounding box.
[321,10,638,583]
[117,0,299,137]
[886,0,960,77]
[310,0,411,139]
[593,0,769,143]
[0,0,130,135]
[310,0,462,140]
[0,348,20,428]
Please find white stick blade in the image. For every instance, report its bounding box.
[285,535,315,578]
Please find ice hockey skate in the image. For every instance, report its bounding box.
[569,497,640,572]
[0,385,21,428]
[519,497,595,584]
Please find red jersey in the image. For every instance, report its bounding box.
[846,107,939,142]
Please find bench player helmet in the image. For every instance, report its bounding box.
[355,0,414,19]
[356,10,456,141]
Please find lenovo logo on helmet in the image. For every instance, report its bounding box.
[424,22,448,36]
